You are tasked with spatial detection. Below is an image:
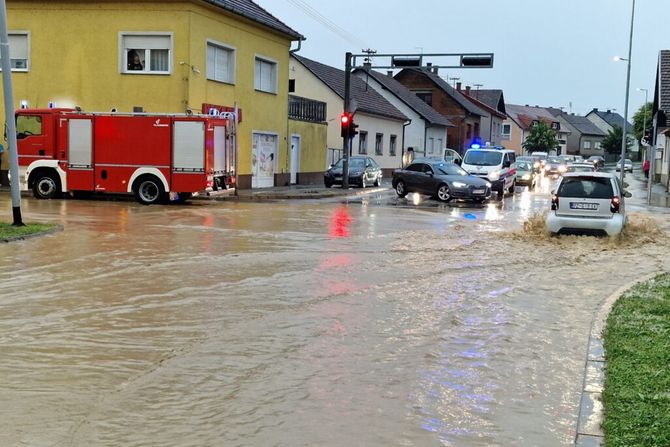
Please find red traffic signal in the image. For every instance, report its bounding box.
[340,113,352,137]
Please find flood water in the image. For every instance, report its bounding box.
[0,187,668,446]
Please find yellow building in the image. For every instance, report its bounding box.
[1,0,307,188]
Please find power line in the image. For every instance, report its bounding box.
[284,0,368,49]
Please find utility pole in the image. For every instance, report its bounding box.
[0,0,24,226]
[619,0,636,187]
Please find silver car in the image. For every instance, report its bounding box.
[546,172,629,236]
[615,158,633,173]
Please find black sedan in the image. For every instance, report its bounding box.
[324,156,382,188]
[392,161,492,202]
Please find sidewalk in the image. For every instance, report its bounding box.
[196,183,390,201]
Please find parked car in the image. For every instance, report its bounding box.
[512,161,536,188]
[567,162,596,173]
[546,172,630,236]
[587,155,605,169]
[615,158,634,173]
[392,161,492,202]
[543,156,567,177]
[559,154,576,164]
[324,156,382,188]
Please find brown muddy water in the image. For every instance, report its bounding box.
[0,198,668,447]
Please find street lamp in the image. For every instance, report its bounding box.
[614,0,636,188]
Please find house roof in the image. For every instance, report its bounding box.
[654,50,670,117]
[470,89,506,115]
[559,113,607,136]
[396,68,487,117]
[205,0,303,40]
[357,69,453,127]
[586,108,633,130]
[293,55,409,121]
[506,104,560,129]
[461,91,506,119]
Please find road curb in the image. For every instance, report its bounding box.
[0,224,63,243]
[574,271,663,446]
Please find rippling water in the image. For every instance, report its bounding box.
[0,196,668,446]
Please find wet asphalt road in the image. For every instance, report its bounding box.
[0,168,668,447]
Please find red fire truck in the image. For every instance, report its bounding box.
[16,108,236,204]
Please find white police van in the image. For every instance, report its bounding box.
[461,145,517,197]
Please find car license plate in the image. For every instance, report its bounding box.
[570,202,598,210]
[473,189,485,194]
[334,176,342,180]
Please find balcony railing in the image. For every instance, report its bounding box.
[289,95,327,123]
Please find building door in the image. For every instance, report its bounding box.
[290,135,300,184]
[252,132,277,188]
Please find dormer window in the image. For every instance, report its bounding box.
[551,122,560,130]
[531,120,539,127]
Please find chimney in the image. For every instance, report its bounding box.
[465,86,471,96]
[387,70,393,78]
[606,109,611,113]
[426,62,432,68]
[433,67,439,75]
[456,82,462,91]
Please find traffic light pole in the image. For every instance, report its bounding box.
[342,52,352,189]
[339,51,493,189]
[0,0,24,226]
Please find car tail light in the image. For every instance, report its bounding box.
[551,194,559,211]
[611,196,620,213]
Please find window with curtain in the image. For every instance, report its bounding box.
[0,33,29,71]
[254,57,277,93]
[207,41,235,83]
[375,133,383,156]
[121,34,171,74]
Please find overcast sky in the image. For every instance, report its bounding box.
[256,0,663,117]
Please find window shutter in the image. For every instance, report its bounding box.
[124,35,170,50]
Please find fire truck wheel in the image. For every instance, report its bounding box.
[32,172,61,200]
[133,176,166,205]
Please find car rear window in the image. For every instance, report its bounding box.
[558,177,613,199]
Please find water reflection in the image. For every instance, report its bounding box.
[329,205,352,238]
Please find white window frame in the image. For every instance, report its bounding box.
[206,39,236,84]
[1,31,30,72]
[595,141,602,149]
[502,123,511,137]
[583,140,591,149]
[119,32,173,75]
[254,54,278,94]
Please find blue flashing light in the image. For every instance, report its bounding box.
[470,143,481,149]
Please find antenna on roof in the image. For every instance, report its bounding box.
[474,83,483,98]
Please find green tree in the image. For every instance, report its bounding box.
[522,121,558,153]
[633,102,653,142]
[602,124,632,155]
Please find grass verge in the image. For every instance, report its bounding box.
[0,222,58,241]
[603,273,670,447]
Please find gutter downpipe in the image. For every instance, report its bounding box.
[286,39,303,186]
[401,119,412,167]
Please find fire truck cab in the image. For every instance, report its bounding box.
[16,108,236,204]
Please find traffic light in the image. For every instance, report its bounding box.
[349,120,359,138]
[340,113,351,138]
